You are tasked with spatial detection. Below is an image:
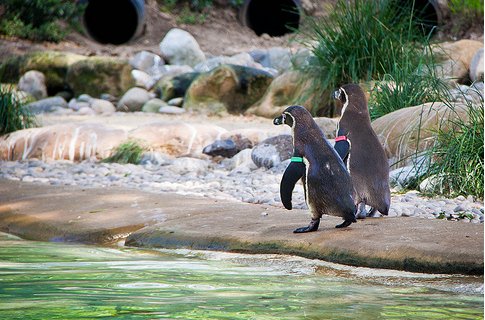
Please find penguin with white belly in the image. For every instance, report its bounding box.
[273,105,356,233]
[332,84,391,218]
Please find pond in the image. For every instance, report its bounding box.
[0,232,482,319]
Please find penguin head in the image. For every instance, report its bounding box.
[333,84,368,117]
[273,105,310,128]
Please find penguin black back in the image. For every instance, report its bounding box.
[274,105,356,232]
[333,84,391,217]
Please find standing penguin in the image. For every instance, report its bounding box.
[273,105,356,233]
[333,83,391,218]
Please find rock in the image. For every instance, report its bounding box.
[245,70,313,118]
[142,98,168,113]
[154,72,200,101]
[17,70,47,100]
[193,52,262,73]
[167,97,184,107]
[166,157,209,174]
[159,28,206,67]
[128,122,227,158]
[226,148,257,171]
[129,50,165,76]
[157,65,194,78]
[371,102,469,168]
[66,56,135,97]
[77,106,96,116]
[203,134,253,158]
[117,87,151,112]
[0,51,85,92]
[131,70,156,90]
[470,48,484,82]
[68,98,88,111]
[434,59,468,84]
[24,96,67,114]
[203,139,237,158]
[250,47,292,74]
[90,98,116,115]
[251,135,292,169]
[389,162,429,189]
[139,151,173,166]
[0,124,128,161]
[419,174,448,194]
[159,105,186,114]
[448,84,484,104]
[433,40,483,71]
[184,64,274,114]
[313,117,339,139]
[77,94,93,103]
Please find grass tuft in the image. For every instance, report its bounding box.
[102,140,146,165]
[0,86,36,135]
[420,91,484,198]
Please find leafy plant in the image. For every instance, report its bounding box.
[102,140,146,165]
[0,86,36,135]
[298,0,431,116]
[0,0,84,42]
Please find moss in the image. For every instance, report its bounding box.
[0,51,86,92]
[184,64,273,115]
[66,57,135,97]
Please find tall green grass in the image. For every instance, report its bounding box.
[420,91,484,198]
[298,0,431,116]
[0,86,36,135]
[368,58,449,120]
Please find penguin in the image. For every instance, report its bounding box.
[273,105,357,233]
[332,83,391,219]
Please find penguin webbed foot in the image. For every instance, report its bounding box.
[293,218,320,233]
[335,220,353,228]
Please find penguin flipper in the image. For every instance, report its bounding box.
[334,139,350,162]
[280,161,305,210]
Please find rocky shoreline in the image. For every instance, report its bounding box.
[1,157,482,224]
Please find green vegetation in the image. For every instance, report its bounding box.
[368,60,449,120]
[0,0,84,42]
[449,0,484,34]
[0,86,36,135]
[102,140,146,165]
[298,0,431,116]
[421,94,484,198]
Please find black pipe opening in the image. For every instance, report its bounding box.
[412,0,440,35]
[82,0,142,45]
[243,0,300,37]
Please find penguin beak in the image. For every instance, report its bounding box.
[332,89,340,100]
[273,114,284,125]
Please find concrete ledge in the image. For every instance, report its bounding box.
[0,180,482,275]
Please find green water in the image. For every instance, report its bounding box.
[0,233,482,320]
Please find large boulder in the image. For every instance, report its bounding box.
[66,56,135,97]
[128,122,227,158]
[470,48,484,82]
[371,102,469,168]
[0,124,127,161]
[245,70,314,118]
[184,64,274,115]
[17,70,47,100]
[154,72,200,101]
[0,51,85,91]
[251,135,293,169]
[432,40,484,84]
[159,28,206,67]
